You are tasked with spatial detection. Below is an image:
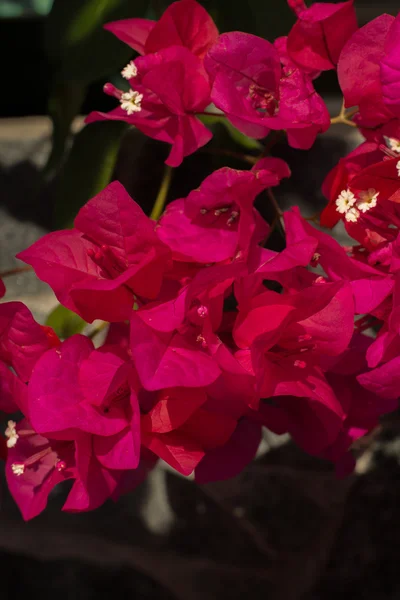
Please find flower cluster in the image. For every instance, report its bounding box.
[1,0,400,520]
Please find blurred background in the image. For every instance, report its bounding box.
[1,1,400,599]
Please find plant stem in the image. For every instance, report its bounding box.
[197,111,226,118]
[267,189,285,231]
[330,101,358,128]
[0,266,32,279]
[150,166,174,220]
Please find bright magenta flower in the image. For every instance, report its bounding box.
[338,14,400,134]
[0,301,60,381]
[28,335,141,471]
[104,0,218,60]
[205,32,330,148]
[86,46,212,167]
[18,182,170,322]
[5,420,76,520]
[157,158,290,263]
[287,0,358,72]
[381,14,400,119]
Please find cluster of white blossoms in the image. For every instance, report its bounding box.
[336,188,379,222]
[120,61,143,115]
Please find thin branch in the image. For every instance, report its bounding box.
[0,265,33,278]
[151,165,174,220]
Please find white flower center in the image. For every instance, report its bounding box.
[345,207,360,223]
[120,90,143,115]
[387,137,400,154]
[335,189,356,214]
[121,61,138,80]
[11,463,25,476]
[5,420,18,449]
[357,188,379,213]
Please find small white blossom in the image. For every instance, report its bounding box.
[5,420,18,449]
[345,207,360,223]
[120,90,143,115]
[11,463,25,476]
[121,61,138,79]
[335,189,356,214]
[387,137,400,154]
[357,188,379,213]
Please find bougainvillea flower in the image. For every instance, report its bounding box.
[264,44,331,149]
[5,420,76,521]
[28,335,141,471]
[338,14,395,128]
[18,182,170,323]
[130,311,221,391]
[321,334,397,474]
[320,141,383,227]
[287,0,358,72]
[86,47,212,167]
[350,156,400,204]
[205,32,281,139]
[0,301,60,381]
[194,418,262,483]
[235,283,354,455]
[381,14,400,119]
[140,384,237,476]
[285,207,395,314]
[205,32,330,148]
[105,0,218,60]
[157,158,290,263]
[0,279,5,298]
[358,354,400,400]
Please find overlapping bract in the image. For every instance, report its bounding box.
[2,0,400,520]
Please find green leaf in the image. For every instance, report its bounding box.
[221,120,263,151]
[200,115,262,151]
[46,305,87,339]
[54,120,129,228]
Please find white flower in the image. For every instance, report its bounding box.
[121,61,138,79]
[120,90,143,115]
[345,207,360,223]
[387,137,400,154]
[5,420,18,449]
[357,188,379,213]
[397,160,400,177]
[335,189,356,214]
[11,463,25,476]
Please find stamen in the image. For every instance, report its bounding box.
[197,306,208,318]
[345,207,360,223]
[214,207,229,216]
[386,137,400,154]
[335,189,356,214]
[357,188,379,213]
[227,211,239,226]
[196,334,208,348]
[120,89,143,115]
[11,463,25,476]
[121,61,138,79]
[5,420,18,449]
[294,360,307,369]
[55,460,67,472]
